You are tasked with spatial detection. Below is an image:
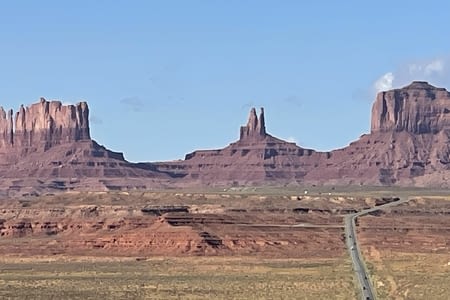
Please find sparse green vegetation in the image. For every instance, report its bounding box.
[0,256,357,300]
[1,189,449,299]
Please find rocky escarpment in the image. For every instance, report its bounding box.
[0,98,90,152]
[153,107,325,185]
[371,81,450,134]
[0,98,170,195]
[5,81,450,191]
[0,192,356,257]
[305,81,450,186]
[153,81,450,187]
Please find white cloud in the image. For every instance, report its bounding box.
[373,56,450,94]
[408,64,419,74]
[424,59,444,76]
[408,59,444,77]
[374,72,394,93]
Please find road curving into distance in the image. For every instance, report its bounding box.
[235,194,411,299]
[344,196,411,300]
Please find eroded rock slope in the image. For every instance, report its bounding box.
[0,99,170,194]
[3,81,450,191]
[154,81,450,187]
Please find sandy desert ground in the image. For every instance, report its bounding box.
[0,188,448,299]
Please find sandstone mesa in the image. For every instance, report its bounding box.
[1,81,450,194]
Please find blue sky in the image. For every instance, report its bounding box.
[1,1,449,162]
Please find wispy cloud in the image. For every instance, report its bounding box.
[120,96,144,112]
[407,59,445,78]
[373,57,450,93]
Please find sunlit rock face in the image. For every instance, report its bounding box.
[371,81,450,134]
[0,98,170,194]
[0,98,90,152]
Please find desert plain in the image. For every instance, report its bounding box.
[0,187,448,299]
[0,83,450,299]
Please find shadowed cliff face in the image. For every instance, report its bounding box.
[371,81,450,134]
[0,98,90,151]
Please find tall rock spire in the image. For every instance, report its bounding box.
[0,107,14,147]
[239,107,267,141]
[257,107,266,136]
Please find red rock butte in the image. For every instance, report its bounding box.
[371,81,450,134]
[154,81,450,187]
[0,98,171,195]
[0,98,90,152]
[2,81,450,194]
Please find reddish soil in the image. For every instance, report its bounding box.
[358,198,450,254]
[1,193,446,259]
[0,193,374,258]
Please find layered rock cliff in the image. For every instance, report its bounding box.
[0,98,90,153]
[371,81,450,134]
[153,81,450,187]
[0,98,170,194]
[309,81,450,186]
[5,81,450,192]
[154,106,323,185]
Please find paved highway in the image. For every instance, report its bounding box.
[344,197,411,300]
[234,196,411,299]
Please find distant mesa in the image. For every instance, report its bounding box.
[153,105,323,185]
[0,98,170,195]
[155,81,450,187]
[3,81,450,194]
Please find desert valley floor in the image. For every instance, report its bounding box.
[0,187,448,299]
[1,84,450,299]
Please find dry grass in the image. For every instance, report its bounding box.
[365,252,450,300]
[0,256,357,300]
[2,189,449,299]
